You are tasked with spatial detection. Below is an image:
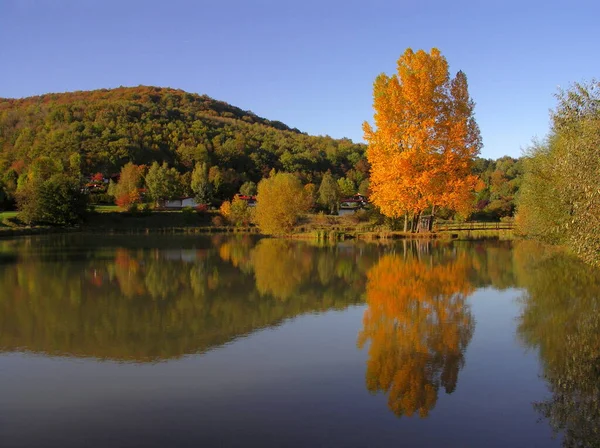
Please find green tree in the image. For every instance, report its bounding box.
[227,196,253,226]
[254,172,310,234]
[318,171,340,214]
[191,162,212,205]
[17,174,88,225]
[337,177,355,198]
[239,181,257,196]
[517,81,600,265]
[145,162,181,206]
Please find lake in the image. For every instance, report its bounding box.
[1,234,599,447]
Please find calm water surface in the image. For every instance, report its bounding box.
[1,234,599,447]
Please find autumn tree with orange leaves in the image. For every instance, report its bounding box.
[363,48,482,231]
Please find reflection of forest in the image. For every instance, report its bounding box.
[515,241,600,447]
[0,235,378,361]
[358,241,476,417]
[3,235,598,444]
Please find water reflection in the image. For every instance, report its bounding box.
[1,235,600,445]
[515,241,600,447]
[357,241,475,417]
[0,235,374,361]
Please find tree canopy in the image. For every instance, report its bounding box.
[363,48,482,225]
[516,81,600,265]
[254,172,312,234]
[0,86,367,206]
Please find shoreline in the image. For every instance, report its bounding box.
[0,223,514,241]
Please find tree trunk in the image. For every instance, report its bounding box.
[403,212,409,232]
[429,205,436,231]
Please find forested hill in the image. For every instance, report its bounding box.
[0,86,368,185]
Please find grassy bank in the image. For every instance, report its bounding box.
[0,208,514,241]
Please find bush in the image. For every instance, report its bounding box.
[219,201,231,219]
[211,215,226,227]
[140,203,152,215]
[229,197,253,226]
[17,174,88,226]
[127,203,139,214]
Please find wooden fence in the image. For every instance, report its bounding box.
[434,221,514,232]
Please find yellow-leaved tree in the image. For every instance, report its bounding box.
[363,48,482,231]
[254,171,312,234]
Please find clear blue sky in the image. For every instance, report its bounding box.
[1,0,598,160]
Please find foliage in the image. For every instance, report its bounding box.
[337,177,355,197]
[114,162,144,208]
[144,162,182,205]
[219,200,231,219]
[363,48,482,225]
[0,86,367,203]
[471,156,523,220]
[358,178,370,196]
[229,197,253,226]
[318,171,340,214]
[516,81,600,265]
[239,180,257,196]
[220,197,252,227]
[254,172,311,234]
[191,162,212,205]
[16,173,88,225]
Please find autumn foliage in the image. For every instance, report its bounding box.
[363,48,482,225]
[254,172,312,234]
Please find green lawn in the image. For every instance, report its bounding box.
[0,212,17,227]
[93,205,121,213]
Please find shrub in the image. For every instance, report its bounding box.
[127,203,139,214]
[140,203,152,215]
[211,215,226,227]
[229,197,252,227]
[16,174,88,226]
[219,200,232,219]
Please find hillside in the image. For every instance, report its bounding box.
[0,86,368,195]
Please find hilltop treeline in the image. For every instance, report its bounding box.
[0,86,369,205]
[0,85,528,223]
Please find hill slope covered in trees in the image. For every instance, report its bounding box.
[0,86,368,204]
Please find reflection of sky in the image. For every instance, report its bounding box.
[1,290,559,448]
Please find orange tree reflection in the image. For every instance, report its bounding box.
[357,243,475,417]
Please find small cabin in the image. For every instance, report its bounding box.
[162,197,201,209]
